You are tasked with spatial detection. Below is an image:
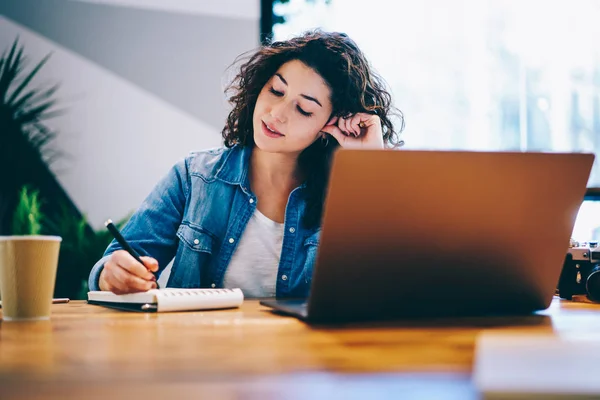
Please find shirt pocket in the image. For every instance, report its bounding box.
[170,224,216,288]
[176,223,215,253]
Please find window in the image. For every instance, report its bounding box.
[270,0,600,241]
[272,0,600,186]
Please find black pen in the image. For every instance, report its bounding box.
[105,219,159,288]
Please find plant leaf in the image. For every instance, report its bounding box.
[0,40,23,102]
[9,84,59,114]
[11,186,44,235]
[14,101,56,124]
[7,53,51,105]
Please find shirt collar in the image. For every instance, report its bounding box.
[214,143,308,192]
[214,144,252,191]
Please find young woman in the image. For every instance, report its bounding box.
[88,30,403,298]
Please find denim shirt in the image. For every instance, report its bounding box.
[88,145,321,298]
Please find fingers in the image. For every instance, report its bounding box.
[322,112,384,150]
[345,117,356,136]
[140,256,159,273]
[335,114,365,137]
[337,116,353,137]
[100,250,159,294]
[322,112,379,148]
[101,261,157,294]
[109,264,157,294]
[112,250,156,281]
[350,114,363,137]
[320,124,347,144]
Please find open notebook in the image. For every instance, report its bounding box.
[87,288,244,312]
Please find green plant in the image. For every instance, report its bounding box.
[11,186,44,235]
[0,37,60,235]
[1,37,121,299]
[45,207,131,299]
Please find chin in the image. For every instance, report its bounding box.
[251,121,278,151]
[252,129,275,151]
[254,134,282,153]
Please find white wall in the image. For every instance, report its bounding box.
[0,0,260,229]
[74,0,260,19]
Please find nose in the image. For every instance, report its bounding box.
[269,100,288,124]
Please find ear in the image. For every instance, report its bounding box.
[326,116,338,126]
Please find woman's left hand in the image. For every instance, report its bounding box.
[321,112,384,150]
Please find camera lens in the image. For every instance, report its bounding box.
[586,265,600,302]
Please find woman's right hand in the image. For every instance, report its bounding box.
[98,250,159,294]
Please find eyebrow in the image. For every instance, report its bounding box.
[275,73,323,108]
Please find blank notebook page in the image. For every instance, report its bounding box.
[473,332,600,399]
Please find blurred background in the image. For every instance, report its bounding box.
[1,0,599,298]
[273,0,600,241]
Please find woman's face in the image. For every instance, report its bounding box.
[253,60,333,155]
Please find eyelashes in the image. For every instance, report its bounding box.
[269,87,313,117]
[269,87,283,97]
[296,106,312,117]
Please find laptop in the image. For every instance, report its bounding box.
[260,149,595,323]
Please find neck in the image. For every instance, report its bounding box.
[250,147,302,193]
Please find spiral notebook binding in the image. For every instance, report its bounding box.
[158,288,238,297]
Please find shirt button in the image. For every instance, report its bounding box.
[211,283,216,288]
[289,227,295,233]
[281,275,288,281]
[228,238,235,244]
[193,239,199,245]
[249,198,254,204]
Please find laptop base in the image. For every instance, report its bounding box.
[260,299,309,320]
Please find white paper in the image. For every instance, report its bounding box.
[154,288,244,312]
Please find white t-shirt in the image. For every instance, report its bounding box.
[223,209,284,298]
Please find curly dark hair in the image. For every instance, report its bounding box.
[222,30,404,229]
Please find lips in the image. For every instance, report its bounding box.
[262,121,284,138]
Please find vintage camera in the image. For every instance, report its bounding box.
[557,239,600,302]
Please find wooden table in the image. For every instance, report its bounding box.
[0,298,599,399]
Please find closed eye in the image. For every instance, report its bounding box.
[269,87,313,117]
[269,87,283,97]
[296,106,312,117]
